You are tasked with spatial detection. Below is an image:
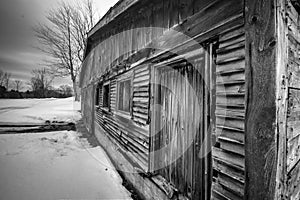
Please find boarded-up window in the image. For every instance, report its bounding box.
[103,84,110,108]
[117,79,131,113]
[95,86,100,106]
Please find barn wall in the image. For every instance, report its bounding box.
[212,25,246,199]
[286,1,300,199]
[95,64,150,171]
[81,85,94,132]
[80,0,244,88]
[80,0,248,199]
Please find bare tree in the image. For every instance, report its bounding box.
[0,70,11,90]
[29,68,54,98]
[14,80,23,91]
[33,0,97,101]
[59,84,73,97]
[4,73,11,90]
[0,70,4,86]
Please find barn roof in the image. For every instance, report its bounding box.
[87,0,139,39]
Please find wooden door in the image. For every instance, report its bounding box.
[150,55,212,199]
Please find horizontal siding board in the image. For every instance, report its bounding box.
[218,173,244,197]
[212,183,243,200]
[216,128,245,144]
[216,60,245,75]
[213,159,245,183]
[213,147,245,169]
[213,27,245,199]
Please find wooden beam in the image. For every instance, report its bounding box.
[245,0,278,199]
[275,0,289,199]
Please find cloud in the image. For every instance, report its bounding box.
[0,0,120,89]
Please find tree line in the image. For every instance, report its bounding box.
[0,69,73,99]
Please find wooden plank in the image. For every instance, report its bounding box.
[216,95,245,107]
[288,50,300,88]
[163,0,170,30]
[212,183,243,200]
[133,107,148,114]
[287,121,300,140]
[213,159,245,183]
[133,86,150,93]
[218,173,244,197]
[133,75,150,83]
[134,70,150,79]
[169,0,179,28]
[217,41,245,55]
[216,48,245,64]
[287,135,300,172]
[216,72,245,84]
[216,117,244,131]
[219,137,245,156]
[216,84,245,95]
[245,0,277,199]
[215,108,245,119]
[213,147,245,169]
[219,26,245,42]
[287,160,300,200]
[216,128,245,144]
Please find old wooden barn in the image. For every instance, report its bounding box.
[79,0,300,199]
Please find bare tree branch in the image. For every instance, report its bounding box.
[33,1,97,101]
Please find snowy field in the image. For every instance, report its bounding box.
[0,98,132,200]
[0,98,82,124]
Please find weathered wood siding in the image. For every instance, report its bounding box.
[212,25,246,199]
[150,58,206,199]
[82,85,94,132]
[80,0,244,89]
[95,64,150,171]
[81,0,246,199]
[287,1,300,199]
[133,64,150,125]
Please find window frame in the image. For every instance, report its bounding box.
[102,81,110,111]
[116,72,133,117]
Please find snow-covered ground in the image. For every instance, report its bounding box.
[0,98,81,124]
[0,98,132,200]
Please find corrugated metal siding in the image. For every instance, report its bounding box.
[212,26,246,199]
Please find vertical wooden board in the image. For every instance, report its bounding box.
[287,160,300,200]
[179,0,193,23]
[288,58,300,88]
[128,23,133,54]
[192,0,215,14]
[132,22,137,52]
[245,0,277,199]
[287,87,300,173]
[145,8,152,45]
[152,1,164,39]
[288,88,300,124]
[163,0,170,30]
[287,135,300,172]
[169,0,179,28]
[137,20,143,52]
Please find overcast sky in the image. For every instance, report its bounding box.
[0,0,119,90]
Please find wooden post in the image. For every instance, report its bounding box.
[245,0,278,199]
[92,83,96,136]
[275,0,288,199]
